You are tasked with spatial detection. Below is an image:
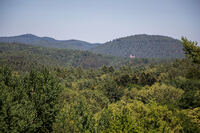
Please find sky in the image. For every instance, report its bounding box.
[0,0,200,43]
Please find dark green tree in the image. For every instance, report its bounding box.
[100,79,124,103]
[24,68,62,132]
[181,37,200,64]
[0,66,35,133]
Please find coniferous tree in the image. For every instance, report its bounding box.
[181,37,200,64]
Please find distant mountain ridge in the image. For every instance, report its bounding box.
[0,34,185,58]
[90,34,185,58]
[0,34,100,50]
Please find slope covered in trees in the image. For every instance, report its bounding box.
[0,34,186,59]
[0,42,173,71]
[0,38,199,133]
[0,42,116,70]
[0,34,99,50]
[90,34,185,58]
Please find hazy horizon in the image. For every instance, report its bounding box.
[0,0,200,43]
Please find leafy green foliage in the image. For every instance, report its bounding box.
[0,67,36,133]
[96,100,182,132]
[0,37,200,133]
[181,37,200,64]
[98,78,124,103]
[24,69,62,132]
[0,66,62,133]
[55,97,95,133]
[138,83,184,106]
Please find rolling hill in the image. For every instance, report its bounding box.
[0,34,99,50]
[0,42,173,71]
[0,34,185,58]
[90,34,185,58]
[0,42,114,70]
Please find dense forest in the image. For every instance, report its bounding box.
[0,42,173,71]
[0,37,200,133]
[90,34,185,58]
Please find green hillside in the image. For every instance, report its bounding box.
[0,43,114,70]
[0,38,200,133]
[0,34,99,50]
[90,34,185,58]
[0,43,172,71]
[0,0,199,132]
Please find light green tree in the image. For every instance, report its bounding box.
[96,100,182,133]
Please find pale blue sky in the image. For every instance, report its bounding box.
[0,0,200,43]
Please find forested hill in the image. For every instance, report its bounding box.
[0,34,100,50]
[0,34,185,58]
[0,42,114,70]
[90,34,185,58]
[0,38,200,133]
[0,42,173,71]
